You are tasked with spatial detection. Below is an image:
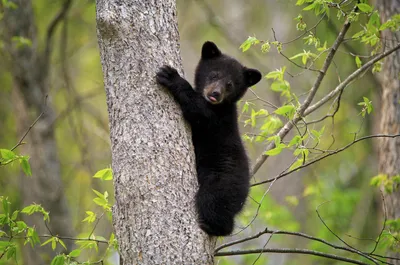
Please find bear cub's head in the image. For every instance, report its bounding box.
[195,41,262,105]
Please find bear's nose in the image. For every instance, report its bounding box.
[211,91,221,98]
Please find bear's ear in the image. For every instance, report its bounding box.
[244,68,262,87]
[201,41,222,59]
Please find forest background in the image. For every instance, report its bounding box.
[0,0,399,264]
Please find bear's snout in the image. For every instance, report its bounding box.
[204,82,225,104]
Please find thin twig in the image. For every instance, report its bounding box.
[43,0,73,74]
[216,227,390,264]
[88,212,105,239]
[0,234,108,245]
[252,134,400,186]
[215,247,371,265]
[316,202,381,265]
[280,15,326,45]
[10,95,48,151]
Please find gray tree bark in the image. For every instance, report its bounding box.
[96,1,215,264]
[2,0,74,264]
[377,1,400,263]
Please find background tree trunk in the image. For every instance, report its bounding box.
[96,1,215,264]
[2,0,74,264]
[377,1,400,263]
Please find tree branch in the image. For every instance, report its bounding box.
[252,134,400,186]
[304,42,400,116]
[43,0,72,74]
[216,227,391,265]
[251,14,353,176]
[251,32,400,178]
[215,247,371,265]
[10,95,48,151]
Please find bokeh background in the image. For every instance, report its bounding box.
[0,0,389,264]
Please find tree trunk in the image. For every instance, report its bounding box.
[377,1,400,263]
[95,1,215,264]
[2,0,74,264]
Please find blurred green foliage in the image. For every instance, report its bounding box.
[0,0,399,264]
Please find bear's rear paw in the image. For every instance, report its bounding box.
[156,65,180,89]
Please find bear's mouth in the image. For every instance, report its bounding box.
[208,96,218,103]
[203,83,224,104]
[205,95,222,104]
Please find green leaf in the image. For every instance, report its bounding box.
[357,3,373,13]
[93,168,112,181]
[2,198,9,214]
[274,105,296,118]
[294,148,309,159]
[92,189,105,199]
[11,210,19,221]
[288,135,302,147]
[311,126,325,141]
[386,218,400,230]
[290,50,317,65]
[92,190,110,210]
[6,244,16,260]
[0,149,16,160]
[368,11,380,27]
[16,221,27,231]
[109,233,118,249]
[257,109,269,116]
[0,241,10,251]
[20,156,32,176]
[369,174,387,187]
[82,211,96,223]
[69,249,81,258]
[251,109,257,127]
[265,67,286,81]
[51,255,65,265]
[25,227,40,247]
[21,205,36,215]
[303,2,316,11]
[240,36,260,52]
[352,30,365,39]
[270,80,290,93]
[76,240,99,251]
[372,61,383,73]
[21,204,49,221]
[58,238,67,250]
[355,56,362,68]
[241,101,252,113]
[267,135,281,146]
[265,138,286,156]
[265,147,283,156]
[289,158,303,171]
[260,117,283,135]
[41,237,54,247]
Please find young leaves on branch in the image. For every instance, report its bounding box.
[0,149,32,176]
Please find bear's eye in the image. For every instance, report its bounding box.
[226,81,233,89]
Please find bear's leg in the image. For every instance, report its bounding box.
[195,185,235,236]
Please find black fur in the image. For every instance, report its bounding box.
[156,41,261,236]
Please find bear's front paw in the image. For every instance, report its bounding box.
[156,65,180,90]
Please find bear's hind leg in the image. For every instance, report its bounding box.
[195,187,235,236]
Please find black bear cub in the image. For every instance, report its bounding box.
[156,41,261,236]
